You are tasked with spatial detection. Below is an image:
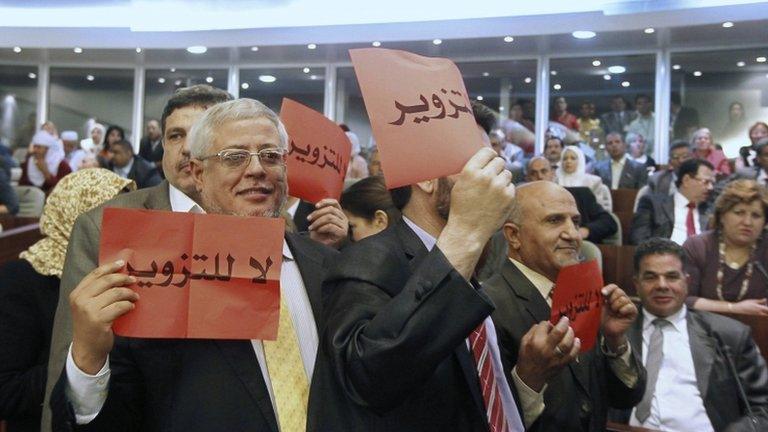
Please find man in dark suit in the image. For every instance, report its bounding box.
[610,238,768,431]
[630,159,714,245]
[310,133,525,430]
[600,96,636,135]
[593,132,648,190]
[483,181,645,432]
[138,119,163,174]
[647,140,692,196]
[107,139,162,189]
[51,98,340,431]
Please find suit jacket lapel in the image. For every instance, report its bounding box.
[687,312,715,398]
[215,341,279,432]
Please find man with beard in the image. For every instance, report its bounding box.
[50,98,338,431]
[483,181,645,432]
[309,118,525,430]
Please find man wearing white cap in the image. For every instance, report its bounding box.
[61,131,87,172]
[19,130,71,194]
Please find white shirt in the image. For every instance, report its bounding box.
[610,155,627,190]
[66,184,318,425]
[757,168,767,185]
[402,217,525,430]
[671,191,700,245]
[629,307,714,432]
[111,157,134,179]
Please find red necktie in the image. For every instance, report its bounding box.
[469,323,508,432]
[686,202,697,237]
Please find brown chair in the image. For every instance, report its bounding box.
[598,244,637,297]
[611,188,639,213]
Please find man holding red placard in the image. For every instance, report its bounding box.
[50,99,338,432]
[483,181,646,432]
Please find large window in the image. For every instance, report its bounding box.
[335,66,372,151]
[49,67,134,141]
[549,54,656,159]
[0,65,38,150]
[144,68,228,125]
[670,49,768,158]
[239,67,325,114]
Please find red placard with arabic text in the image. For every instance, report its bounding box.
[99,208,284,340]
[550,260,603,352]
[280,98,351,203]
[350,48,484,188]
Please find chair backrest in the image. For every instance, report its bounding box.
[580,240,603,271]
[602,212,623,246]
[610,188,639,213]
[633,185,649,212]
[13,185,46,218]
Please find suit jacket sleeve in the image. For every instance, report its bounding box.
[682,236,706,306]
[734,327,768,413]
[322,240,493,413]
[630,195,654,245]
[582,191,618,243]
[599,345,647,410]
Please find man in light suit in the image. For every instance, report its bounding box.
[610,238,768,431]
[51,98,341,431]
[593,132,648,190]
[630,159,714,246]
[483,181,645,432]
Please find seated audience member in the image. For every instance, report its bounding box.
[61,131,87,172]
[501,102,535,155]
[610,238,768,431]
[138,119,164,173]
[692,127,731,177]
[368,146,382,176]
[719,101,747,143]
[593,132,648,190]
[670,92,700,141]
[626,94,655,155]
[631,159,714,245]
[344,128,369,180]
[737,122,768,169]
[600,95,637,135]
[683,179,768,315]
[490,129,524,183]
[528,156,617,244]
[79,123,105,155]
[0,169,134,432]
[0,158,19,215]
[556,145,613,212]
[733,137,768,185]
[626,132,657,172]
[647,139,692,196]
[100,125,125,165]
[339,175,400,241]
[19,131,72,194]
[484,181,645,431]
[544,135,565,169]
[108,139,162,189]
[576,100,603,145]
[550,96,579,131]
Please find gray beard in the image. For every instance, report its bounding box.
[200,181,288,218]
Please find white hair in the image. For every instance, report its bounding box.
[188,98,289,159]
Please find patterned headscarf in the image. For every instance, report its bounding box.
[20,168,136,277]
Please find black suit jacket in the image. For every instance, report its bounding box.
[593,158,648,190]
[647,169,675,195]
[138,137,163,163]
[309,219,495,432]
[610,309,768,431]
[483,260,646,432]
[50,233,336,432]
[566,187,618,244]
[630,193,710,245]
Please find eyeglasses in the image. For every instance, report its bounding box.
[199,148,286,169]
[693,176,715,186]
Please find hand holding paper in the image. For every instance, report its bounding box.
[516,317,581,392]
[600,284,638,352]
[550,260,604,352]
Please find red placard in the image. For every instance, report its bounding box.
[350,48,483,188]
[550,260,603,352]
[99,208,284,340]
[280,98,351,203]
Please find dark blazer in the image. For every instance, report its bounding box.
[609,309,768,431]
[600,111,637,135]
[112,157,162,190]
[138,137,163,164]
[593,157,648,190]
[483,260,646,432]
[292,200,315,233]
[50,233,336,432]
[629,193,710,245]
[647,169,675,196]
[309,219,495,432]
[566,187,618,244]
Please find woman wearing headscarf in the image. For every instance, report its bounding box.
[345,130,369,180]
[79,123,105,155]
[19,131,72,195]
[555,145,613,212]
[0,168,134,432]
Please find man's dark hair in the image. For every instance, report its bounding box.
[109,139,134,154]
[389,185,412,211]
[471,101,497,135]
[341,175,401,223]
[633,237,687,275]
[670,139,690,153]
[675,158,714,188]
[160,84,233,133]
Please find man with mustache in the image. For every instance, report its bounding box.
[482,181,645,432]
[50,98,338,431]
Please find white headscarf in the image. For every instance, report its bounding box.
[80,123,105,154]
[27,130,65,187]
[555,145,588,187]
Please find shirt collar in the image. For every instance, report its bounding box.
[402,216,436,251]
[642,304,687,332]
[168,183,203,213]
[611,154,628,166]
[674,190,691,208]
[282,240,294,261]
[509,258,555,300]
[115,157,134,177]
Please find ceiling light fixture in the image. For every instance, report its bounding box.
[372,41,381,47]
[170,68,176,72]
[644,28,655,34]
[307,43,317,50]
[259,75,277,83]
[158,77,166,83]
[73,47,83,53]
[12,47,21,53]
[553,83,562,90]
[186,46,207,54]
[693,71,703,77]
[503,36,514,43]
[250,46,259,52]
[737,61,746,67]
[672,64,681,70]
[757,56,767,63]
[603,74,611,80]
[621,81,630,87]
[86,74,94,81]
[592,60,601,67]
[303,67,310,73]
[241,82,250,89]
[310,75,318,80]
[432,39,442,45]
[524,77,532,84]
[572,30,596,39]
[476,95,484,101]
[135,47,142,53]
[482,72,490,77]
[205,76,214,83]
[174,79,182,86]
[607,65,626,74]
[722,21,734,28]
[28,72,36,79]
[550,70,557,76]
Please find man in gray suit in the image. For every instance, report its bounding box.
[593,132,648,190]
[647,140,692,196]
[630,159,713,246]
[600,96,636,135]
[610,238,768,431]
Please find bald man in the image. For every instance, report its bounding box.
[482,181,645,432]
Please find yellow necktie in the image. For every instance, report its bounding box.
[263,292,309,432]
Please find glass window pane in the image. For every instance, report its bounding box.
[49,67,134,141]
[335,66,373,151]
[144,68,228,126]
[670,49,768,163]
[549,54,656,160]
[0,65,38,150]
[239,67,325,114]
